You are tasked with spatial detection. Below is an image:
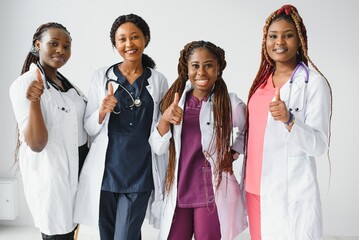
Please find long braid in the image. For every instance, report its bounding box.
[163,41,233,192]
[15,22,69,163]
[161,43,191,193]
[245,5,333,179]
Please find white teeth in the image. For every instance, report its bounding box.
[275,48,286,53]
[126,49,136,54]
[196,79,208,86]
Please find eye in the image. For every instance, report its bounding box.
[49,41,58,47]
[191,63,200,69]
[284,33,294,38]
[204,63,213,69]
[64,45,71,50]
[118,37,126,42]
[268,34,277,39]
[131,35,139,40]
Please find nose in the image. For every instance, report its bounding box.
[276,36,285,45]
[56,46,65,55]
[197,66,206,76]
[126,38,133,47]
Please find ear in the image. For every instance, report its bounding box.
[34,39,41,51]
[144,36,149,46]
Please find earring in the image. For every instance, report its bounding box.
[30,46,39,56]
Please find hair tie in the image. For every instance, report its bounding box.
[277,4,295,15]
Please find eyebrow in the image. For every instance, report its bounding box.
[49,37,71,42]
[190,60,214,64]
[118,31,138,36]
[268,29,295,33]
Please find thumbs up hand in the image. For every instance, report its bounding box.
[26,68,45,102]
[99,82,118,123]
[269,87,290,123]
[163,92,183,125]
[100,82,118,113]
[157,92,183,136]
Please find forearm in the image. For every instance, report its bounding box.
[156,117,170,136]
[24,101,48,152]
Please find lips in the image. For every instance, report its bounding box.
[52,56,66,62]
[125,49,137,54]
[195,79,209,86]
[274,48,287,54]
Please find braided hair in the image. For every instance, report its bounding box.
[21,22,70,75]
[15,22,70,163]
[161,40,233,192]
[110,13,155,69]
[245,4,333,159]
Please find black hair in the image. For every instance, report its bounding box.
[110,13,156,69]
[21,22,70,75]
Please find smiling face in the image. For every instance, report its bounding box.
[35,27,71,71]
[114,22,148,63]
[266,19,300,67]
[187,47,219,99]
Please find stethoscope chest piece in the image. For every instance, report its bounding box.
[134,98,142,107]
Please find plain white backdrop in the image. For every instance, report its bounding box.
[0,0,358,237]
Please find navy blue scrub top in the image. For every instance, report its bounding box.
[102,66,154,193]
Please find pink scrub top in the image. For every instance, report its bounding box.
[246,74,278,195]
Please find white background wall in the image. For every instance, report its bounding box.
[1,0,358,237]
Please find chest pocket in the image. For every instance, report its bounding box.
[286,82,307,120]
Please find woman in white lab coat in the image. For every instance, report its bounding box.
[74,14,168,240]
[9,23,88,240]
[244,4,332,240]
[149,41,247,240]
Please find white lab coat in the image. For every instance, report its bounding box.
[255,64,331,240]
[9,63,87,235]
[149,82,248,240]
[73,65,168,229]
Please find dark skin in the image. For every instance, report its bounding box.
[266,19,300,131]
[157,47,239,167]
[98,22,148,124]
[25,28,71,152]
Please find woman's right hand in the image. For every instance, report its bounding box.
[26,69,44,102]
[25,68,48,152]
[157,92,183,136]
[99,82,118,124]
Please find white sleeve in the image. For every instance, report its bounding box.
[84,69,106,137]
[230,93,246,154]
[149,123,172,155]
[287,74,331,157]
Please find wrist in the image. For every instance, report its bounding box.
[285,112,295,127]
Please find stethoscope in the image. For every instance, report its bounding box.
[36,62,86,113]
[286,61,309,113]
[105,63,146,114]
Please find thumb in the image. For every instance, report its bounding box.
[36,68,44,86]
[107,82,114,95]
[274,87,281,101]
[173,92,179,105]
